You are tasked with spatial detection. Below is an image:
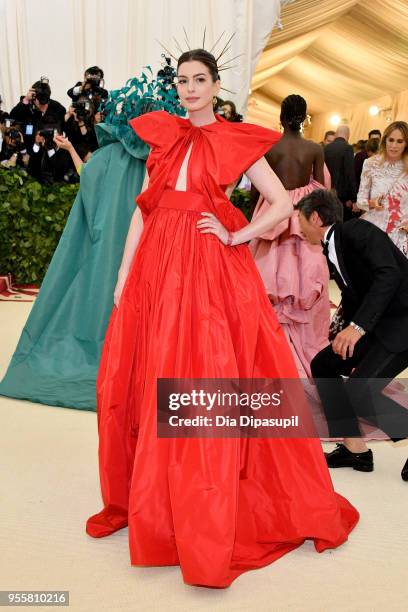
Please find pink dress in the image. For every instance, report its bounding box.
[249,178,330,378]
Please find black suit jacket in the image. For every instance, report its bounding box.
[324,137,357,202]
[354,150,368,190]
[10,99,66,150]
[329,219,408,353]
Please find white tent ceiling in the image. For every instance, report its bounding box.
[248,0,408,137]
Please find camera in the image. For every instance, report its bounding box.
[72,99,94,121]
[0,110,10,125]
[39,127,59,150]
[32,76,51,105]
[4,119,25,152]
[84,68,103,87]
[157,55,176,87]
[83,67,108,101]
[63,168,80,184]
[84,79,108,99]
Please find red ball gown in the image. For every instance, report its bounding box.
[86,110,359,588]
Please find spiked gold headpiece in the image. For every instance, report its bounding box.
[156,28,243,95]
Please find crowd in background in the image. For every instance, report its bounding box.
[0,66,107,184]
[0,67,244,186]
[321,123,408,255]
[1,63,407,257]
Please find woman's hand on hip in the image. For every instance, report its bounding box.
[197,212,230,245]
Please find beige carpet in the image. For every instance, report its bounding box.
[0,299,407,612]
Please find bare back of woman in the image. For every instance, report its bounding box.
[265,133,324,190]
[250,94,330,380]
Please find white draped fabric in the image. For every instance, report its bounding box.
[0,0,286,114]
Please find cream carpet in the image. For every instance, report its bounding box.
[0,299,407,612]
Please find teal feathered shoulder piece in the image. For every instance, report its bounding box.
[95,61,186,157]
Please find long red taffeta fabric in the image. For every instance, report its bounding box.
[86,111,359,588]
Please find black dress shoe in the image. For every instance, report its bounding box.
[402,458,408,482]
[324,443,374,472]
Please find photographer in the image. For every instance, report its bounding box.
[67,66,108,103]
[64,96,99,153]
[9,77,66,150]
[0,119,30,169]
[28,124,77,185]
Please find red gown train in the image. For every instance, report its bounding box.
[86,110,359,588]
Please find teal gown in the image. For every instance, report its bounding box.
[0,124,149,410]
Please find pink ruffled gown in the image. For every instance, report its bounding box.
[250,178,330,378]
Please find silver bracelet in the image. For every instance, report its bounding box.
[350,321,366,336]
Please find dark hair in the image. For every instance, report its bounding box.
[366,137,379,155]
[177,49,220,82]
[32,80,51,95]
[368,129,381,139]
[295,189,344,225]
[280,94,307,131]
[222,100,237,114]
[355,139,366,152]
[85,65,104,79]
[324,130,335,139]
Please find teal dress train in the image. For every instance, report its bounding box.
[0,124,148,409]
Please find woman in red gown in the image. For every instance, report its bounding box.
[86,49,359,588]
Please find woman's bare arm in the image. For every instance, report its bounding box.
[114,170,149,306]
[118,170,149,276]
[229,157,292,245]
[118,207,144,276]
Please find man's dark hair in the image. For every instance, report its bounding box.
[32,80,51,95]
[324,130,335,139]
[368,129,381,139]
[85,66,104,79]
[295,189,344,225]
[366,137,379,155]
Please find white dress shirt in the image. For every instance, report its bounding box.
[323,225,347,286]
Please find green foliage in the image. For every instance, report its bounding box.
[0,167,78,283]
[230,188,253,221]
[0,165,253,285]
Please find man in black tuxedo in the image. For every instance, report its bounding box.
[324,125,357,220]
[295,189,408,481]
[10,79,66,151]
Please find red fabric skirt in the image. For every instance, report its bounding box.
[88,189,359,587]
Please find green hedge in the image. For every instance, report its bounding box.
[0,167,79,284]
[0,167,252,285]
[230,188,253,221]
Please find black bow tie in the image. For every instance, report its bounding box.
[321,225,336,258]
[321,240,329,257]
